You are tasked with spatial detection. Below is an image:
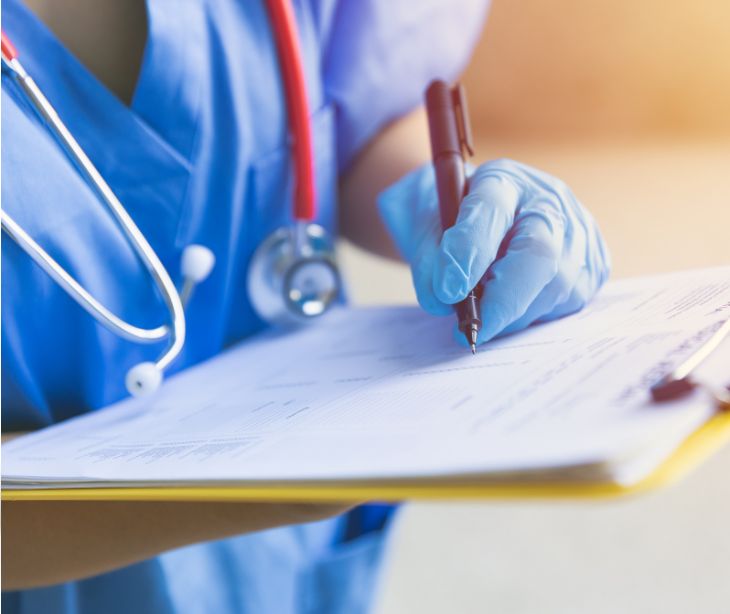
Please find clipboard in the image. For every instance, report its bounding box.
[4,269,729,505]
[5,410,730,503]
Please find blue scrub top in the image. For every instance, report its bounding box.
[1,0,488,612]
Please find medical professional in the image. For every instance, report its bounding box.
[1,0,610,612]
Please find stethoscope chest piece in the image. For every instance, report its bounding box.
[248,222,340,325]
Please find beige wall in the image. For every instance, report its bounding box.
[462,0,730,140]
[341,1,730,303]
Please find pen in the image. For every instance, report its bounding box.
[424,79,482,354]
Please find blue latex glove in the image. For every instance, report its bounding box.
[378,158,611,345]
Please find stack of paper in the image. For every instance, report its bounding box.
[3,267,729,498]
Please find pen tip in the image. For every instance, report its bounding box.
[467,326,478,355]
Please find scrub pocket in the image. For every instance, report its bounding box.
[249,103,338,240]
[299,510,398,614]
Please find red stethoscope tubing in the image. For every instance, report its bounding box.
[1,31,18,61]
[263,0,317,222]
[1,0,317,222]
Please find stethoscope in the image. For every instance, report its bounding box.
[0,0,340,397]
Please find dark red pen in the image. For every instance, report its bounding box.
[425,80,482,354]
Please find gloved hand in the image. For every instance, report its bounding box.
[378,158,611,345]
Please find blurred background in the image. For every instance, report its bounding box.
[337,1,730,612]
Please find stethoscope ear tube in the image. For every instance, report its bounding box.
[1,211,169,344]
[263,0,316,222]
[1,35,188,395]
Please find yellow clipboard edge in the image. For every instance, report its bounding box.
[5,411,730,503]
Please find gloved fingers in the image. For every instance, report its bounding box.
[491,167,609,337]
[531,210,610,326]
[433,172,520,304]
[378,159,611,335]
[475,208,566,343]
[451,260,581,348]
[584,207,612,287]
[536,270,595,323]
[537,232,611,324]
[500,267,582,335]
[495,193,609,338]
[506,217,609,333]
[499,199,586,336]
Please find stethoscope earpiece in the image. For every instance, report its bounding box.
[181,245,216,283]
[179,244,216,306]
[125,361,163,397]
[124,246,216,398]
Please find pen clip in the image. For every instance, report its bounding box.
[452,84,474,158]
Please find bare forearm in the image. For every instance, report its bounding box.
[3,499,348,590]
[2,432,350,590]
[339,106,431,259]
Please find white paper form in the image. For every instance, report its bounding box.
[4,266,730,488]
